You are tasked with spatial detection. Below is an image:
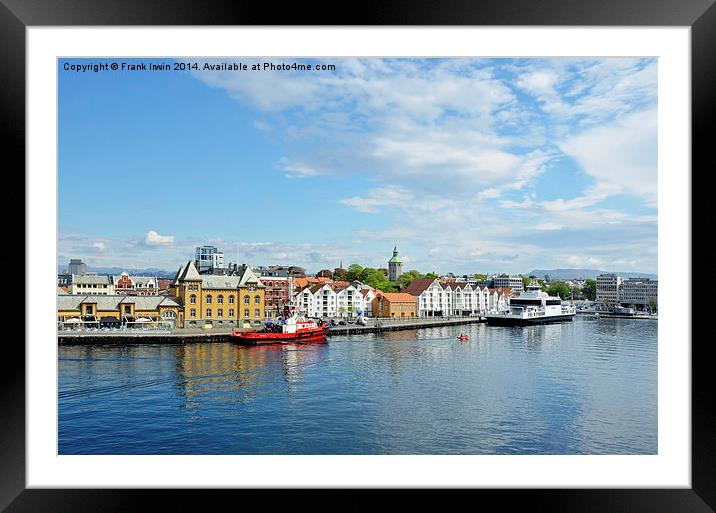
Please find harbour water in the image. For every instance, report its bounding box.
[58,317,657,454]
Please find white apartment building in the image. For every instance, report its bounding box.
[619,278,658,307]
[492,275,525,294]
[68,274,115,295]
[596,273,623,305]
[293,283,374,319]
[443,282,490,316]
[488,288,511,312]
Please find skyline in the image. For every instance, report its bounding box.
[58,57,657,275]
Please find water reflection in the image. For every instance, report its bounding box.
[59,318,657,455]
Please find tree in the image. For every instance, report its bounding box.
[544,274,551,282]
[547,282,570,299]
[398,270,423,290]
[474,273,487,281]
[425,272,440,279]
[582,279,597,301]
[649,299,657,312]
[522,276,531,289]
[346,264,363,282]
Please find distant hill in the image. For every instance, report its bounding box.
[57,265,176,278]
[526,268,657,280]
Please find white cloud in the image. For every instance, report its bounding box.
[144,230,174,246]
[340,185,415,213]
[91,241,106,251]
[559,107,657,206]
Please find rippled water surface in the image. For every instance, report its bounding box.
[58,318,657,454]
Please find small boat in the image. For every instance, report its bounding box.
[231,314,328,345]
[457,335,470,341]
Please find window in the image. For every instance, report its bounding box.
[229,296,234,304]
[190,309,196,317]
[217,309,223,317]
[218,295,224,304]
[254,295,260,304]
[229,309,234,317]
[206,295,212,304]
[244,296,249,304]
[244,309,249,317]
[254,309,260,317]
[206,308,212,318]
[190,294,196,304]
[124,305,131,314]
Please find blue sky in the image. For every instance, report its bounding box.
[58,57,657,275]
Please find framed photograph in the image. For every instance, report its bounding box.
[5,0,713,511]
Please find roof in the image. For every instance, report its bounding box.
[71,274,111,285]
[58,294,181,311]
[238,266,265,288]
[178,261,201,281]
[113,275,157,287]
[404,278,438,296]
[374,292,416,303]
[172,264,185,285]
[201,275,241,289]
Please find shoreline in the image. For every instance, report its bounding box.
[57,317,486,345]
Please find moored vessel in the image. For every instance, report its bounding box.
[485,281,576,326]
[231,314,328,345]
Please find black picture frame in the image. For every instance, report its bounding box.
[2,1,712,511]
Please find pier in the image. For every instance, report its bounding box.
[57,317,486,345]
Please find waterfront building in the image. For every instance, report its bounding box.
[405,278,453,317]
[113,272,159,295]
[194,245,224,274]
[442,281,488,316]
[68,274,115,295]
[372,292,417,318]
[259,276,293,319]
[619,278,658,309]
[388,246,403,282]
[293,282,374,319]
[596,273,623,305]
[58,293,182,329]
[487,288,512,312]
[493,275,524,294]
[68,259,87,276]
[170,261,265,329]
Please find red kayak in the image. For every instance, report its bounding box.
[457,335,470,341]
[232,315,328,345]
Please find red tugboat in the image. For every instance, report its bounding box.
[231,314,328,345]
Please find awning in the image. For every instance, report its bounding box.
[64,318,82,324]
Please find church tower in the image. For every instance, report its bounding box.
[388,245,403,282]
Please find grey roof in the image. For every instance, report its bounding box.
[58,294,181,311]
[178,261,201,281]
[172,264,185,285]
[201,275,241,289]
[72,274,111,285]
[238,266,265,288]
[58,295,84,310]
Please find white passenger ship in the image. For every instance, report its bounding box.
[485,281,576,326]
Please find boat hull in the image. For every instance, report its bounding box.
[485,314,575,326]
[231,327,328,345]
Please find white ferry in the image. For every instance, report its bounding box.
[485,282,576,326]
